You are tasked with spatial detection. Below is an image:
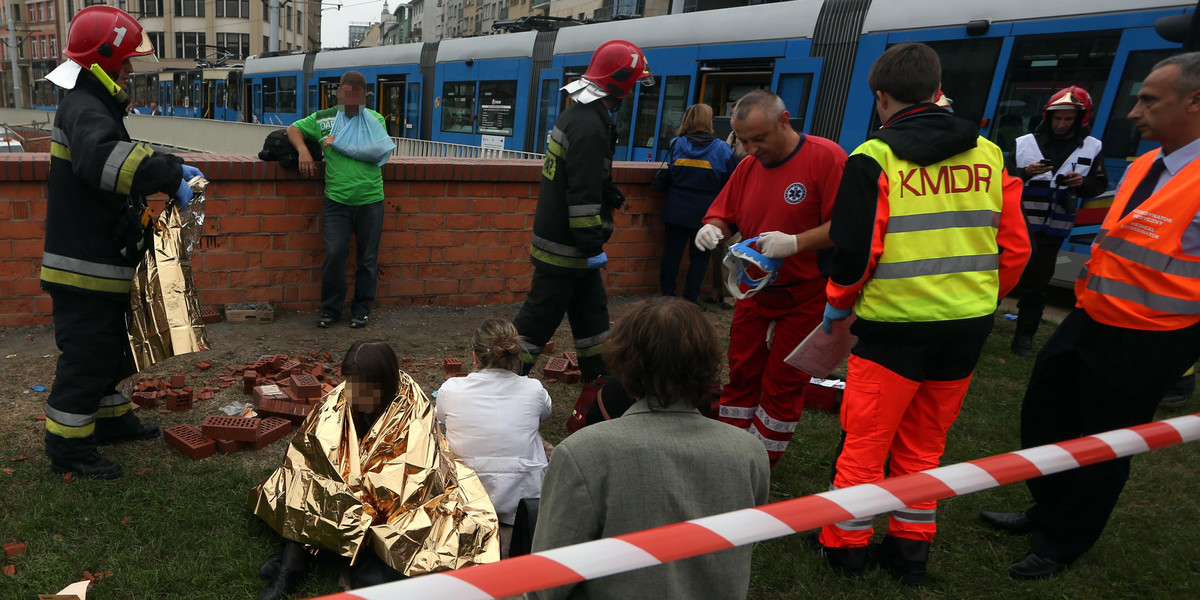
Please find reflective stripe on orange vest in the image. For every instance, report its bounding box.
[1075,150,1200,331]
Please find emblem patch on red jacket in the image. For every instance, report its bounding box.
[784,182,808,205]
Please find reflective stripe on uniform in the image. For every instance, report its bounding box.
[97,393,132,418]
[45,405,98,439]
[101,141,154,196]
[40,252,135,294]
[886,210,999,234]
[531,234,586,257]
[891,508,936,523]
[719,405,755,420]
[748,426,789,453]
[530,245,588,270]
[871,254,1000,280]
[1098,236,1200,278]
[1085,274,1200,314]
[754,405,798,433]
[673,158,713,169]
[568,203,604,229]
[574,331,610,357]
[833,515,875,531]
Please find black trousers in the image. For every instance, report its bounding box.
[513,267,609,380]
[660,222,711,302]
[1020,309,1200,561]
[45,288,137,462]
[1012,231,1067,336]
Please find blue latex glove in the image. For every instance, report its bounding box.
[822,302,852,334]
[587,252,608,270]
[174,178,193,209]
[181,164,204,180]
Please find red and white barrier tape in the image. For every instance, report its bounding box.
[311,413,1200,600]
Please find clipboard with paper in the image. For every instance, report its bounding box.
[784,315,857,376]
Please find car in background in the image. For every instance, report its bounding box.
[0,127,24,152]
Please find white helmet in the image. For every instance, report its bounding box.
[723,237,783,300]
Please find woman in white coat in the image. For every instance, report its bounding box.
[435,318,552,557]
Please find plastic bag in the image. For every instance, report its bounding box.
[329,110,395,167]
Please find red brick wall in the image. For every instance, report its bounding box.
[0,153,686,327]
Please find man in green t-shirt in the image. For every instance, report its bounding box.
[288,71,387,328]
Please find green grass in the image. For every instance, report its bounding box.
[1,310,1198,599]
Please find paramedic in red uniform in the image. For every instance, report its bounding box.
[695,89,847,467]
[981,52,1200,580]
[813,43,1029,584]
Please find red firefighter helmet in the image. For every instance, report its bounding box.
[63,5,155,74]
[1043,86,1092,127]
[582,40,654,100]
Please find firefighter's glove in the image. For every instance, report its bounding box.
[822,303,852,334]
[758,231,798,258]
[695,223,723,251]
[182,164,204,181]
[587,253,608,270]
[174,178,193,210]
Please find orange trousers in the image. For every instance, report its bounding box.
[819,355,972,548]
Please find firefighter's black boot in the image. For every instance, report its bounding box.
[873,535,930,586]
[1011,307,1040,357]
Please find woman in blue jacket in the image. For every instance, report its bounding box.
[660,103,736,303]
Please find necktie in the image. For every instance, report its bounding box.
[1121,157,1167,218]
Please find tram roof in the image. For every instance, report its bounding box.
[862,0,1192,33]
[436,31,540,63]
[243,52,309,76]
[552,1,822,56]
[315,43,424,70]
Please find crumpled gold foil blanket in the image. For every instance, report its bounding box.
[249,372,500,575]
[128,180,211,370]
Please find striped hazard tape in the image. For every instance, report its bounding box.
[310,413,1200,600]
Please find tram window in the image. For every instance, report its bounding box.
[777,73,812,131]
[657,75,689,157]
[366,84,375,112]
[278,76,297,114]
[442,82,476,134]
[923,38,1002,131]
[989,33,1119,156]
[478,81,517,137]
[633,81,662,150]
[228,82,240,111]
[262,78,277,113]
[1102,49,1174,161]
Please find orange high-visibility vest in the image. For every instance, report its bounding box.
[1075,150,1200,331]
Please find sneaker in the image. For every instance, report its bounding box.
[349,314,369,329]
[317,313,337,328]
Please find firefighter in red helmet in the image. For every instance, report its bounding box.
[513,40,652,427]
[1007,85,1108,356]
[41,5,203,479]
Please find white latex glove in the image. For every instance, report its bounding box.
[695,223,724,251]
[758,231,799,258]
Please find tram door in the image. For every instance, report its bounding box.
[379,78,405,137]
[533,68,563,155]
[318,78,339,110]
[159,80,174,116]
[404,76,422,139]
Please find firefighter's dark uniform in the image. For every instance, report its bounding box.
[42,74,183,469]
[514,99,622,380]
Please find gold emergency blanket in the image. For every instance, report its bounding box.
[128,179,210,370]
[249,372,500,575]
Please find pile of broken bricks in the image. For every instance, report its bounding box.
[542,350,582,384]
[164,415,293,460]
[161,352,340,460]
[3,541,24,576]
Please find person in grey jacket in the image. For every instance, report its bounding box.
[531,297,769,600]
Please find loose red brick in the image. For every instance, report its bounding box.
[444,357,462,374]
[164,389,194,412]
[215,438,249,455]
[279,360,302,376]
[201,415,261,442]
[4,542,25,558]
[257,398,310,423]
[200,306,222,325]
[252,416,293,450]
[170,374,186,388]
[132,391,158,409]
[195,361,212,370]
[2,564,15,576]
[289,374,321,399]
[563,351,579,369]
[9,455,25,462]
[163,424,216,460]
[564,370,582,385]
[542,340,555,354]
[253,384,288,404]
[243,370,258,394]
[544,357,569,379]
